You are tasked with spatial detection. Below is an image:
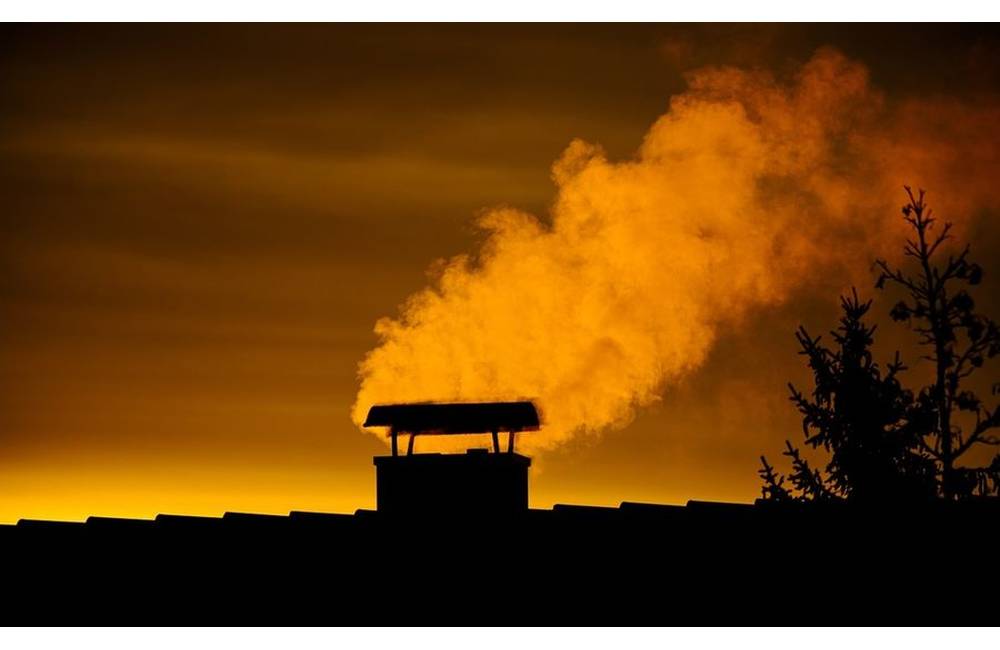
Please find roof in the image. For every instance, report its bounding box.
[363,401,539,434]
[2,500,755,530]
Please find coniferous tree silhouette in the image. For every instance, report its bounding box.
[875,188,1000,498]
[761,188,1000,502]
[759,290,937,503]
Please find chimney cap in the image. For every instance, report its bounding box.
[363,401,539,435]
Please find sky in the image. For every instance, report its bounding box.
[2,24,999,522]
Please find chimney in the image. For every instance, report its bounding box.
[363,401,538,515]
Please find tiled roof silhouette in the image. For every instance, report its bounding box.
[3,498,999,621]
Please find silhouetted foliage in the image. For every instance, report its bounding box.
[761,188,1000,502]
[875,188,1000,498]
[759,290,937,503]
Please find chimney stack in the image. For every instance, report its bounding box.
[363,401,538,515]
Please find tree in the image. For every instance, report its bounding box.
[875,188,1000,499]
[761,188,1000,503]
[759,290,937,503]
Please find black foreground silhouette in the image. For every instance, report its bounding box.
[3,400,999,623]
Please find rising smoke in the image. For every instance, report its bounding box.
[353,48,1000,453]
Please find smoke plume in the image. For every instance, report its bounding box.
[352,48,1000,454]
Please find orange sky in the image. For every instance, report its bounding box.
[2,24,1000,523]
